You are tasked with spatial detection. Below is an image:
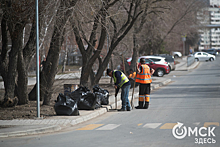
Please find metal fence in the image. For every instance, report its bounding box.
[187,56,195,67]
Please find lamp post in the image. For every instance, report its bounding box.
[36,0,40,118]
[182,35,186,56]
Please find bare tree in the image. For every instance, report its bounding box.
[70,0,144,89]
[130,0,173,71]
[0,0,78,106]
[0,0,36,106]
[139,0,208,55]
[29,0,78,105]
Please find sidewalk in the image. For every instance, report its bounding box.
[0,78,171,138]
[0,72,81,90]
[175,56,200,71]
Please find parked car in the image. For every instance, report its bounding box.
[126,57,170,77]
[172,51,182,58]
[193,52,216,61]
[153,54,176,71]
[202,49,218,55]
[141,56,168,65]
[140,56,171,72]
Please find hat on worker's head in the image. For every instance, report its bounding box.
[106,69,112,75]
[140,58,145,64]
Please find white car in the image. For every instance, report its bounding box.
[172,51,182,58]
[193,52,215,61]
[140,56,169,66]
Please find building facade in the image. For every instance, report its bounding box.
[198,1,220,50]
[210,0,220,6]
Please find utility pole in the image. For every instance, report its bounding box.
[182,35,186,56]
[35,0,40,118]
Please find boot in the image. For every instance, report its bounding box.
[118,108,126,111]
[143,102,149,109]
[135,101,144,109]
[126,106,131,111]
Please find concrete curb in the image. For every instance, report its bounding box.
[0,125,61,138]
[151,79,172,90]
[0,79,172,138]
[188,61,200,70]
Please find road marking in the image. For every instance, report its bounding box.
[76,122,220,131]
[160,123,177,129]
[138,123,143,126]
[77,124,104,130]
[143,123,162,129]
[204,122,219,128]
[193,122,200,126]
[96,124,120,130]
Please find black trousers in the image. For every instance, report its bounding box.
[139,83,151,95]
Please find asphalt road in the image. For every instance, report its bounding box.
[1,56,220,147]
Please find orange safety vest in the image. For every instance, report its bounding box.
[128,72,136,79]
[135,64,152,84]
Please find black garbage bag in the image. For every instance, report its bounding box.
[78,91,97,110]
[68,86,91,101]
[93,85,109,105]
[94,92,102,109]
[68,86,83,102]
[79,86,90,93]
[101,90,109,105]
[54,93,79,116]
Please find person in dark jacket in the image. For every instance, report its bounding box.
[107,69,131,111]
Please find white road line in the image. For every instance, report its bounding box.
[96,124,121,130]
[193,122,200,126]
[143,123,162,129]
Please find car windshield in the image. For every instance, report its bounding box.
[156,55,174,62]
[203,49,215,53]
[138,58,155,64]
[149,58,161,62]
[165,57,174,62]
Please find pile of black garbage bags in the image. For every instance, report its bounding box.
[54,85,109,116]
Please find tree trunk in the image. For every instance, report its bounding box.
[42,1,78,105]
[0,8,34,106]
[40,0,78,105]
[130,32,139,71]
[0,14,9,92]
[17,50,29,105]
[5,24,24,101]
[42,28,62,105]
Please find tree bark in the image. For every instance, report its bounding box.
[5,24,24,101]
[0,1,35,106]
[0,14,9,91]
[130,32,139,71]
[17,50,28,105]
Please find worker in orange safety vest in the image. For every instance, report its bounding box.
[135,58,155,109]
[128,69,136,80]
